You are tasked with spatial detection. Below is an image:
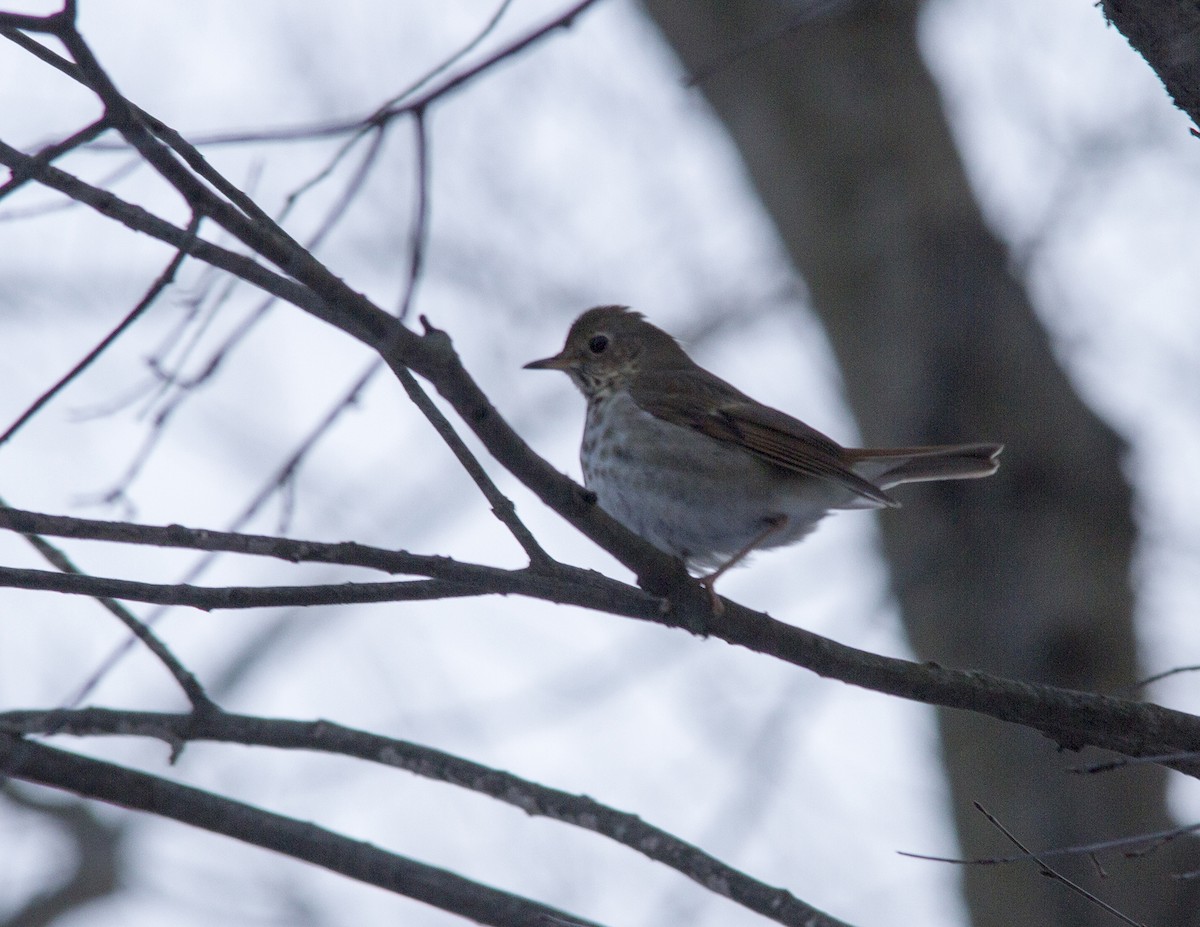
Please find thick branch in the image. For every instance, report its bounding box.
[0,143,686,595]
[0,708,852,927]
[0,141,341,329]
[1,531,1199,772]
[0,734,605,927]
[1101,0,1200,131]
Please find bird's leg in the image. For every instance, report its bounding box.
[697,515,789,613]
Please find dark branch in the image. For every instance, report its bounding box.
[397,109,429,320]
[900,818,1200,868]
[67,0,604,149]
[0,708,853,927]
[1,507,1200,770]
[0,500,214,712]
[0,117,108,199]
[1100,0,1200,133]
[970,802,1144,926]
[0,733,607,927]
[0,142,344,330]
[395,356,552,565]
[0,566,482,609]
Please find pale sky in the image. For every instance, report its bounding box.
[2,2,1198,926]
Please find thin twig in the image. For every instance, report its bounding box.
[0,565,478,609]
[78,132,386,508]
[397,108,429,321]
[62,361,388,708]
[901,819,1200,867]
[63,0,601,150]
[0,116,109,198]
[972,802,1146,927]
[10,0,1200,786]
[1129,664,1200,692]
[378,0,517,113]
[12,126,1200,773]
[684,0,841,88]
[1073,751,1200,774]
[0,141,335,327]
[0,499,214,712]
[397,336,551,565]
[0,214,201,450]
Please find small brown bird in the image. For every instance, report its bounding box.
[526,306,1001,598]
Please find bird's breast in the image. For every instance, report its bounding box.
[579,392,834,570]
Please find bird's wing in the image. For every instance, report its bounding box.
[630,369,896,506]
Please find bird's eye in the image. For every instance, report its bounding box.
[588,334,609,354]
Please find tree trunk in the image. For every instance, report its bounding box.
[639,1,1200,924]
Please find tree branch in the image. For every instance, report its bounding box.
[0,733,608,927]
[0,708,854,927]
[0,214,200,448]
[3,0,1199,817]
[0,508,1198,770]
[1100,0,1200,133]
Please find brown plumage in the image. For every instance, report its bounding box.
[527,306,1001,589]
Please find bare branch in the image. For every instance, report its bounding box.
[0,214,200,449]
[397,108,429,321]
[0,142,336,325]
[0,506,566,582]
[382,0,518,110]
[0,144,678,589]
[0,117,109,199]
[972,802,1146,927]
[0,733,609,927]
[0,552,659,617]
[69,0,605,149]
[1130,664,1200,691]
[59,356,383,707]
[0,708,855,927]
[0,508,214,710]
[0,11,67,32]
[901,819,1200,868]
[1,507,1200,771]
[5,10,1200,889]
[395,350,552,565]
[0,565,484,609]
[377,0,604,122]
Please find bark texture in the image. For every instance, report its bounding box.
[639,1,1200,924]
[1102,0,1200,130]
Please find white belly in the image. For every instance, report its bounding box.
[581,392,855,572]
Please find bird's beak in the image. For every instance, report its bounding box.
[523,351,573,371]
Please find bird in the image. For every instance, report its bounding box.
[525,306,1002,602]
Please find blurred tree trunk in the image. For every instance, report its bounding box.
[640,1,1200,924]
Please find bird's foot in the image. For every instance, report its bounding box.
[696,575,725,617]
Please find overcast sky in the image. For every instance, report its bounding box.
[2,2,1199,926]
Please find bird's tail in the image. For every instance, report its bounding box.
[847,443,1003,490]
